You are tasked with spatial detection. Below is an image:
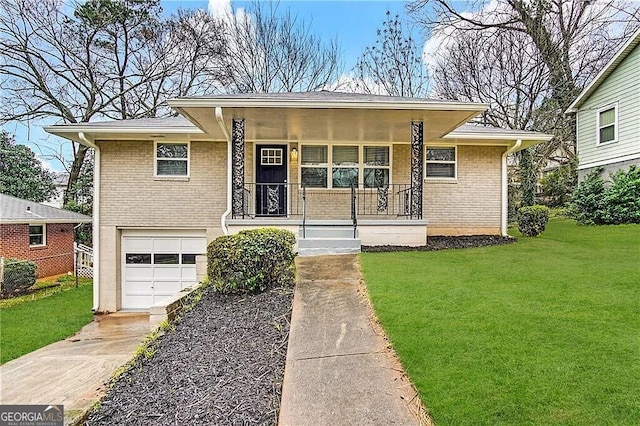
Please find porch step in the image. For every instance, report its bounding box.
[297,224,361,256]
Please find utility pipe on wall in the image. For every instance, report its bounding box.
[78,132,100,312]
[215,107,232,235]
[501,139,522,236]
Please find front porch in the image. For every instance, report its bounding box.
[228,183,429,253]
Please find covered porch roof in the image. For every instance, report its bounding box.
[167,91,488,144]
[45,92,552,149]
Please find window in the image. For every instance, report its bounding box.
[426,147,456,179]
[156,142,189,176]
[300,145,391,188]
[332,146,359,188]
[261,148,283,165]
[597,105,617,145]
[301,145,328,188]
[364,146,390,188]
[29,224,45,246]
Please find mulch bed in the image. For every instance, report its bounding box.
[362,235,516,252]
[85,287,294,426]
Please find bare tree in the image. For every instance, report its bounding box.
[353,10,429,97]
[0,0,225,204]
[218,1,342,93]
[410,0,640,205]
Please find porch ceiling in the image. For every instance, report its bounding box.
[173,106,484,143]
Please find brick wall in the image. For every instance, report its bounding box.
[0,223,75,278]
[98,140,227,229]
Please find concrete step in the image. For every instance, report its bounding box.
[301,226,357,239]
[297,234,361,256]
[297,247,361,256]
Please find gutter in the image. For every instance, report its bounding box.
[78,132,100,312]
[215,107,232,235]
[501,139,522,236]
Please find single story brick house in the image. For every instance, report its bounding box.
[0,193,92,278]
[46,92,552,312]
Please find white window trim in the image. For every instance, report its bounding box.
[154,141,190,178]
[260,148,284,166]
[596,103,618,146]
[29,223,46,247]
[425,146,457,180]
[299,143,393,189]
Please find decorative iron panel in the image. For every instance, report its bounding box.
[232,119,245,217]
[410,121,424,219]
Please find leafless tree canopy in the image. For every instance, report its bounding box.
[219,1,342,93]
[0,0,226,202]
[353,11,429,97]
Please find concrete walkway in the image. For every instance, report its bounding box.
[0,313,149,425]
[279,254,425,426]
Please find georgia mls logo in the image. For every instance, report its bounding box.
[0,405,64,426]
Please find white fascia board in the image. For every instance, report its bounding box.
[166,98,489,111]
[44,125,203,134]
[566,28,640,113]
[444,131,553,141]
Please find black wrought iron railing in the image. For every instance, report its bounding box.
[233,183,418,220]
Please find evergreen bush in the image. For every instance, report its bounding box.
[570,166,640,225]
[1,259,37,297]
[207,228,296,293]
[517,205,550,237]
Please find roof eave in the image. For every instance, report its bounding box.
[1,218,93,224]
[444,132,554,141]
[166,98,489,111]
[566,28,640,113]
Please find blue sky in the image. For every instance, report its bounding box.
[7,0,418,172]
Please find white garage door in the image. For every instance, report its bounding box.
[122,231,207,310]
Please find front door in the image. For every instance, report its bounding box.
[255,144,288,216]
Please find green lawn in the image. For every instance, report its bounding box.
[361,219,640,425]
[0,281,94,364]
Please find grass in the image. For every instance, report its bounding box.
[361,219,640,425]
[0,279,93,364]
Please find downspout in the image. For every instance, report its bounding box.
[78,132,100,312]
[216,107,232,235]
[501,139,522,236]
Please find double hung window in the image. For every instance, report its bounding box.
[597,105,617,145]
[156,142,189,176]
[425,147,456,179]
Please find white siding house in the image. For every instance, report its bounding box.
[567,29,640,180]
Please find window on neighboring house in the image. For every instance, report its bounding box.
[300,145,391,188]
[425,147,457,179]
[156,142,189,176]
[29,224,45,246]
[597,105,617,145]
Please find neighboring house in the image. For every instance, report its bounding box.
[0,193,92,278]
[46,91,551,312]
[41,172,69,209]
[566,28,640,181]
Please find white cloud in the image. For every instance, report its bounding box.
[208,0,232,19]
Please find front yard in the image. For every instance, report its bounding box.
[361,219,640,425]
[0,278,94,364]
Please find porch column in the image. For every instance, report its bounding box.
[410,121,424,219]
[231,118,245,217]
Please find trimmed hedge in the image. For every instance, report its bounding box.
[517,205,550,237]
[207,228,296,293]
[2,259,37,297]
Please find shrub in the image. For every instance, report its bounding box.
[602,165,640,224]
[539,163,577,207]
[570,166,640,225]
[569,168,606,225]
[517,205,550,237]
[207,228,296,293]
[1,259,37,297]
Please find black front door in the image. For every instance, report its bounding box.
[255,144,288,216]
